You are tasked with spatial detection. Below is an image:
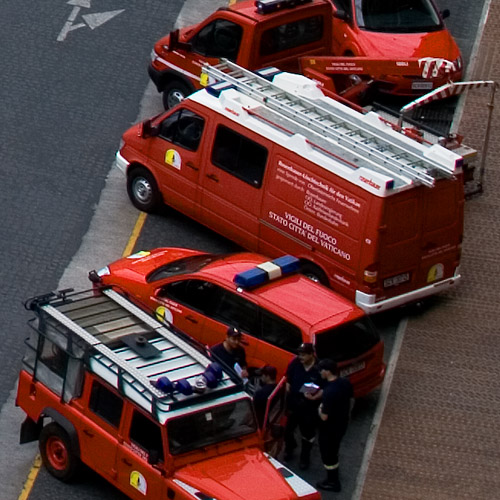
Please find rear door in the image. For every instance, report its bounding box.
[200,123,268,250]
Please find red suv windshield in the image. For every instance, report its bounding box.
[355,0,442,33]
[146,254,220,283]
[167,399,257,455]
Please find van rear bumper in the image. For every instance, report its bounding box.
[115,151,129,174]
[355,272,462,314]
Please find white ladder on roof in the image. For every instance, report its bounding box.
[203,59,457,187]
[41,289,221,411]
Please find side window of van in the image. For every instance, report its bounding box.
[159,109,205,151]
[159,279,222,315]
[211,125,268,187]
[261,309,303,351]
[89,380,124,428]
[259,15,324,56]
[129,410,164,462]
[191,19,243,61]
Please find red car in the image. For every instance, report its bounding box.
[329,0,463,95]
[90,248,386,398]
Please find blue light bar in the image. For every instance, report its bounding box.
[233,255,300,288]
[205,81,235,98]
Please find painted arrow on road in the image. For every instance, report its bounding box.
[57,0,125,41]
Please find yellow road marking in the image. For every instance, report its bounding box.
[122,211,147,257]
[17,455,41,500]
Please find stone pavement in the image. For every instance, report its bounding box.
[360,2,500,499]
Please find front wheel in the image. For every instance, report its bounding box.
[162,79,193,110]
[127,167,161,213]
[39,423,80,482]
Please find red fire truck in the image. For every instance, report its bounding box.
[148,0,462,108]
[116,61,465,313]
[16,288,319,500]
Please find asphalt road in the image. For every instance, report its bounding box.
[0,0,484,499]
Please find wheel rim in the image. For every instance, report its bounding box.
[46,436,68,471]
[167,89,185,109]
[132,176,153,205]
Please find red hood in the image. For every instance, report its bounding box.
[354,29,461,60]
[173,448,319,500]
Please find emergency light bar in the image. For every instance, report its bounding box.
[255,0,312,15]
[233,255,300,288]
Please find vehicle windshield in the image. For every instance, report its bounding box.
[146,254,221,283]
[314,317,380,361]
[167,399,257,455]
[355,0,442,33]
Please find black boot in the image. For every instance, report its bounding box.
[316,467,341,492]
[299,440,313,470]
[283,438,297,462]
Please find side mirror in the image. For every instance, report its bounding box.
[168,29,180,51]
[140,119,159,138]
[333,9,350,22]
[441,9,450,20]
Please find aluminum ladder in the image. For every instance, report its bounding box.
[203,59,457,187]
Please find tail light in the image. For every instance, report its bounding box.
[363,264,378,288]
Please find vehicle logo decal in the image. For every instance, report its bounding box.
[165,149,181,169]
[155,305,173,324]
[427,263,444,283]
[130,470,147,495]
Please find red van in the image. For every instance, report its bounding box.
[116,64,464,313]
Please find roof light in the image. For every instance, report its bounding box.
[233,255,300,288]
[205,81,235,98]
[255,0,312,15]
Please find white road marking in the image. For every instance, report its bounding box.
[57,0,124,42]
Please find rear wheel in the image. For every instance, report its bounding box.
[162,79,192,110]
[127,167,161,213]
[300,262,329,286]
[39,423,80,482]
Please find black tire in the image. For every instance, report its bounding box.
[300,262,329,286]
[127,167,162,213]
[162,79,193,110]
[39,423,80,482]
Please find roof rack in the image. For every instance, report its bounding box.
[27,288,242,419]
[202,59,462,188]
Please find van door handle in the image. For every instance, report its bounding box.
[186,161,199,171]
[206,173,219,182]
[83,429,94,438]
[186,315,198,324]
[122,458,133,466]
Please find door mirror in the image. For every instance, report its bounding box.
[140,119,159,138]
[441,9,450,20]
[168,29,192,52]
[333,9,350,22]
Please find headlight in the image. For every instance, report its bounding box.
[97,266,110,277]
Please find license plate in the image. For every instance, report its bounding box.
[384,272,410,288]
[412,81,433,90]
[340,361,365,377]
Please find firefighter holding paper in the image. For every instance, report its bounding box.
[283,343,323,470]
